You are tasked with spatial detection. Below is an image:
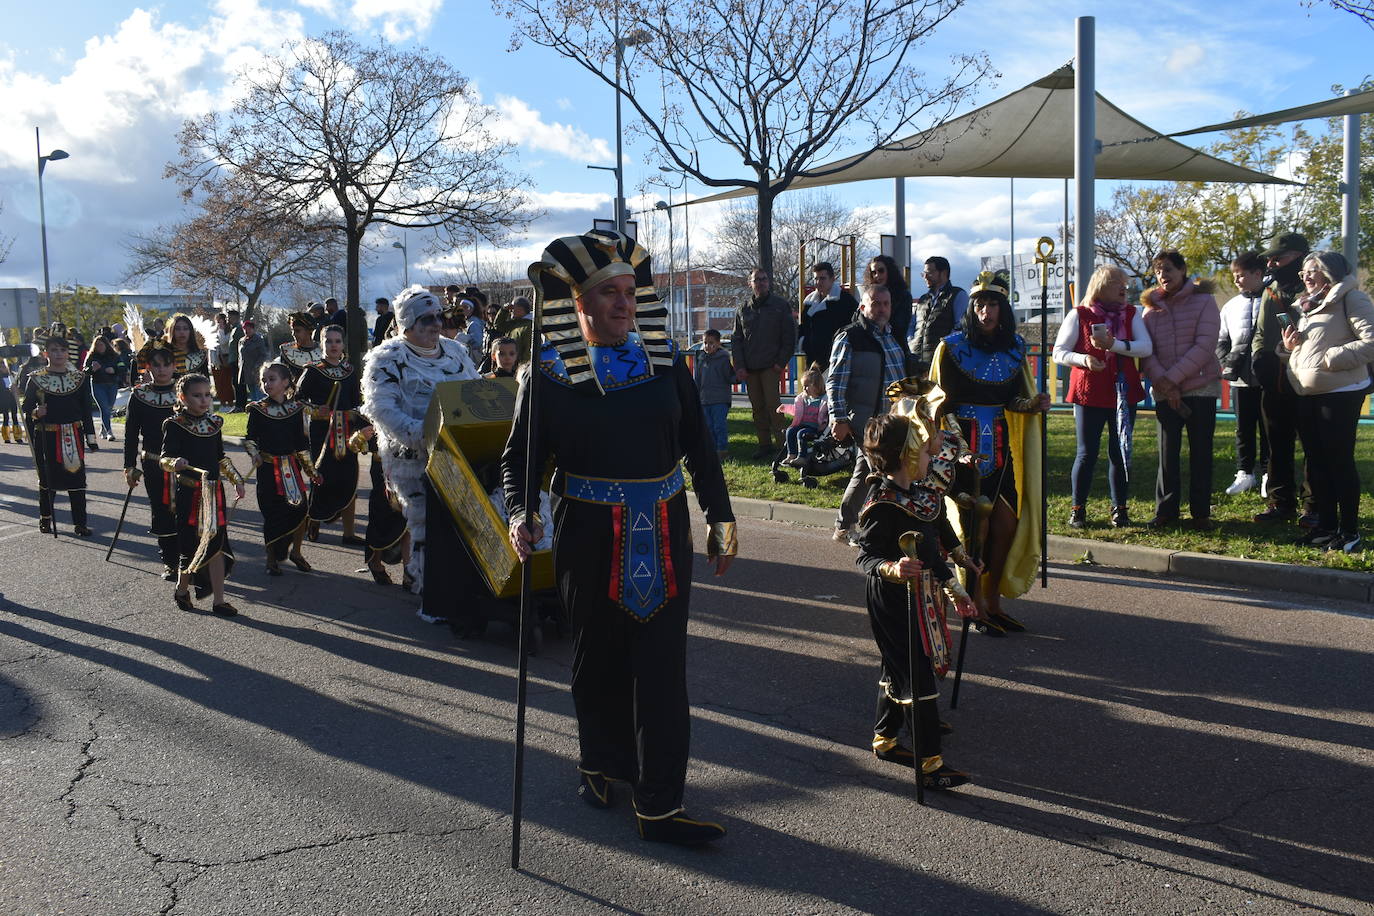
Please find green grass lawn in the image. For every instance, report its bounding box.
[717,407,1374,572]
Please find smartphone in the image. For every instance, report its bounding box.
[1276,312,1293,330]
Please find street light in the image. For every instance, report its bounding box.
[608,5,650,233]
[654,199,675,339]
[35,128,69,326]
[392,235,409,288]
[659,164,692,337]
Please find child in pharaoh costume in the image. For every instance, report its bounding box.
[244,363,318,576]
[22,335,97,535]
[854,388,981,790]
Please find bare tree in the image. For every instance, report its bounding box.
[1305,0,1374,26]
[124,178,340,321]
[1094,185,1183,285]
[0,200,13,266]
[169,31,530,365]
[497,0,990,275]
[706,192,879,299]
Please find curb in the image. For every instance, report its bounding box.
[730,495,1374,606]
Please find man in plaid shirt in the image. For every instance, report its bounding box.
[826,286,909,544]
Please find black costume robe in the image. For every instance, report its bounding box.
[244,398,311,561]
[21,368,95,526]
[160,411,236,579]
[854,480,957,762]
[502,339,733,818]
[297,359,363,524]
[364,439,407,565]
[123,383,178,569]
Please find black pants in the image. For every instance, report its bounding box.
[873,663,940,759]
[233,378,248,411]
[1232,386,1269,474]
[420,479,486,625]
[558,498,693,818]
[1260,382,1308,511]
[1155,397,1216,520]
[38,488,86,527]
[1296,390,1364,534]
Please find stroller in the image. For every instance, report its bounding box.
[771,430,857,489]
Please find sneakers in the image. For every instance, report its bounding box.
[1225,471,1257,496]
[1327,532,1364,554]
[416,608,449,624]
[1254,506,1295,523]
[1260,473,1270,497]
[1110,505,1131,528]
[1068,506,1086,529]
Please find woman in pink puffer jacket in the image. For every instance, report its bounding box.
[1140,249,1222,530]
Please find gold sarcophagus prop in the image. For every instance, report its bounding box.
[423,378,553,599]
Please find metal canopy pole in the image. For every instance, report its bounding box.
[1074,17,1096,294]
[894,178,907,284]
[1342,88,1361,270]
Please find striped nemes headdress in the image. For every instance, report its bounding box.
[528,230,673,394]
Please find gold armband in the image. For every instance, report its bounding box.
[949,545,971,567]
[942,578,970,603]
[296,450,319,478]
[347,430,369,453]
[705,521,738,560]
[243,438,262,466]
[219,457,244,486]
[1008,395,1039,413]
[877,560,906,583]
[158,456,180,474]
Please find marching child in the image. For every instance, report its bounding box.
[854,411,975,790]
[161,373,245,616]
[22,335,97,535]
[123,346,180,579]
[244,363,318,576]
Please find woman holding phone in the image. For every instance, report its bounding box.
[1281,251,1374,553]
[1053,265,1153,528]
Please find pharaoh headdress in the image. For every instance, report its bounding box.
[527,230,672,395]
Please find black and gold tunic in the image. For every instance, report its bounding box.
[278,342,323,381]
[136,342,209,379]
[123,383,178,539]
[297,359,364,523]
[244,398,313,557]
[21,368,95,490]
[160,411,241,575]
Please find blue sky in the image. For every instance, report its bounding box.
[0,0,1367,306]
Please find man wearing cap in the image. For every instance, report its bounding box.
[363,286,480,622]
[504,230,737,847]
[1251,232,1313,525]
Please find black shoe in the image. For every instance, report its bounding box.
[1189,517,1214,532]
[173,589,195,612]
[973,617,1007,637]
[1145,515,1180,529]
[1328,532,1364,554]
[923,764,971,791]
[39,518,52,534]
[1254,506,1295,523]
[874,743,916,767]
[637,812,726,847]
[1298,513,1320,530]
[160,566,176,582]
[72,524,93,537]
[1068,506,1086,529]
[990,611,1025,632]
[578,772,614,810]
[1110,505,1131,528]
[211,602,239,618]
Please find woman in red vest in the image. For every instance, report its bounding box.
[1053,266,1153,529]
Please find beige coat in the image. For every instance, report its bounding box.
[1285,275,1374,396]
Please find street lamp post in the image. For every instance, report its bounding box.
[605,6,649,233]
[392,235,409,288]
[658,164,691,336]
[35,128,70,326]
[655,198,675,339]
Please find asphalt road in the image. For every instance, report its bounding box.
[1,440,1371,915]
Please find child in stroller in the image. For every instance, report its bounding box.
[772,365,854,488]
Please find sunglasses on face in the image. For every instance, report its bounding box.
[415,313,441,326]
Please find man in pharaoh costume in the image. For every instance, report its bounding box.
[362,286,482,622]
[504,230,738,847]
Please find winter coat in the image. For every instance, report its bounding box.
[1140,279,1221,395]
[1216,292,1263,388]
[693,347,735,406]
[731,294,797,372]
[1283,275,1374,396]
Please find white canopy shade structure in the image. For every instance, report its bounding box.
[686,64,1293,209]
[1170,85,1374,137]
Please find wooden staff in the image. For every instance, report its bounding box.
[898,529,925,806]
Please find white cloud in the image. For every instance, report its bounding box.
[346,0,443,42]
[528,190,611,212]
[491,95,612,163]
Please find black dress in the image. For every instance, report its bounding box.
[244,398,311,561]
[160,410,238,580]
[364,439,407,565]
[297,359,363,524]
[854,480,955,764]
[123,383,178,570]
[21,368,95,527]
[502,339,733,818]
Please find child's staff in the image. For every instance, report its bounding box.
[898,529,926,806]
